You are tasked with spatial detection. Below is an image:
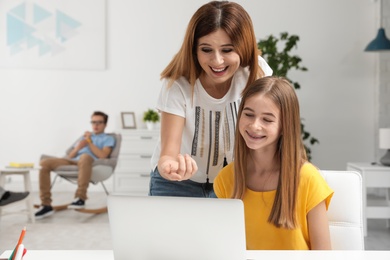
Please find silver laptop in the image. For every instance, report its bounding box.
[108,195,247,260]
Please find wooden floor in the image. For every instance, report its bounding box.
[0,192,389,252]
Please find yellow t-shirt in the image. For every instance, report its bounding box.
[214,162,334,250]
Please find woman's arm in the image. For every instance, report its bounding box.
[158,112,198,181]
[307,200,332,250]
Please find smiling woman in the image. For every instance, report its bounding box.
[148,1,273,198]
[196,29,241,99]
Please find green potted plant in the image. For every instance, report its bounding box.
[143,108,160,130]
[258,32,319,160]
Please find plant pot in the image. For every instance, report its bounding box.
[146,121,154,130]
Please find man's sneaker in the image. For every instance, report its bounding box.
[35,205,54,219]
[68,198,85,209]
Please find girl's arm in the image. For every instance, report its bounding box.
[158,112,198,181]
[307,200,332,250]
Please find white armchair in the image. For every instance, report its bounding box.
[38,133,122,214]
[321,170,364,250]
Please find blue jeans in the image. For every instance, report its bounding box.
[149,167,216,198]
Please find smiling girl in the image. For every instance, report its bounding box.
[214,76,334,249]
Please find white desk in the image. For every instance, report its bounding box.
[2,250,390,260]
[0,250,113,260]
[347,162,390,236]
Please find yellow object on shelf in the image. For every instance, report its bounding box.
[9,162,34,168]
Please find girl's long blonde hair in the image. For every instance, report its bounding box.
[232,76,307,229]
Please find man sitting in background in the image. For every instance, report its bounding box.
[35,111,115,219]
[0,186,29,206]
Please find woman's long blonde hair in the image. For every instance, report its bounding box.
[161,1,264,91]
[232,76,307,229]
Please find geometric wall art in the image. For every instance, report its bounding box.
[0,0,105,69]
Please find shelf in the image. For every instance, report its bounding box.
[367,198,390,207]
[113,129,158,194]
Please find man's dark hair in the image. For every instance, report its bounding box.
[92,111,108,124]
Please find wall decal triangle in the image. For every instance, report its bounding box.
[33,3,52,24]
[27,35,40,48]
[9,2,26,20]
[38,40,51,56]
[7,13,35,46]
[56,10,81,41]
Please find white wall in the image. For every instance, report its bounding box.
[0,0,377,188]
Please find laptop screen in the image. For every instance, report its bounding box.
[108,195,247,260]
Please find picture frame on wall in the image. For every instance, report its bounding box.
[0,0,106,69]
[121,112,136,129]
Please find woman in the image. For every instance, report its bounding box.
[149,1,272,197]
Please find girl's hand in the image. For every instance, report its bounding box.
[158,154,198,181]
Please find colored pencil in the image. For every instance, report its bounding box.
[9,227,26,260]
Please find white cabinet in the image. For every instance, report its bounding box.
[346,162,390,236]
[114,129,159,195]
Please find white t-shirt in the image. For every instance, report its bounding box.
[151,56,273,183]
